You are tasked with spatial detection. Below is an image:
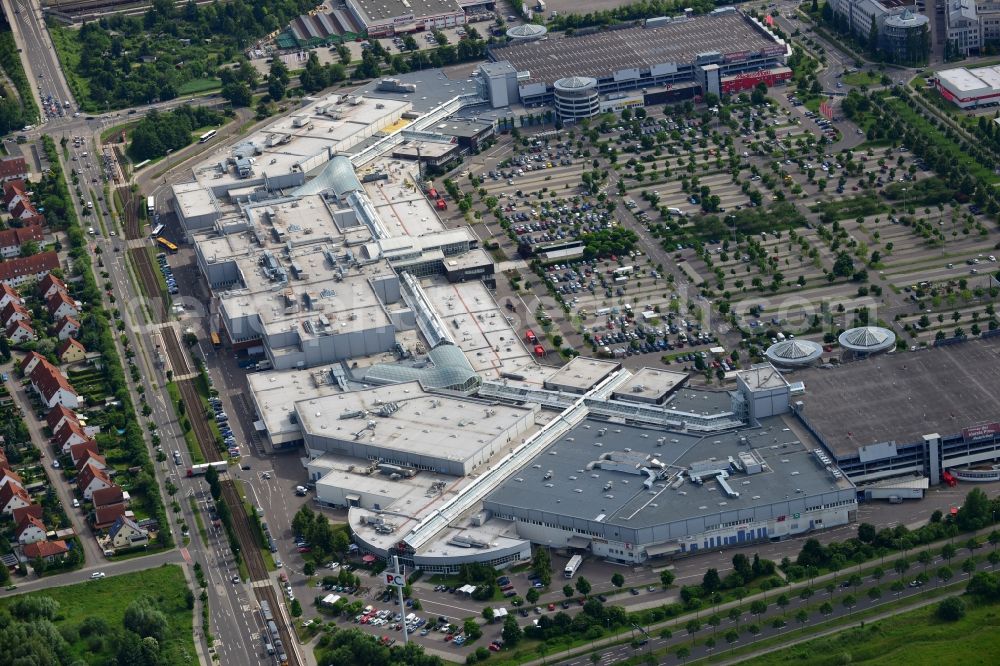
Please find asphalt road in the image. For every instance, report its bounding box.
[3,0,75,114]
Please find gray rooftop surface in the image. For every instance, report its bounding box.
[798,336,1000,457]
[354,68,479,113]
[493,13,777,84]
[665,388,735,416]
[544,357,622,393]
[351,0,461,23]
[486,416,841,530]
[613,367,688,402]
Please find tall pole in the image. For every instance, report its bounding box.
[395,555,409,645]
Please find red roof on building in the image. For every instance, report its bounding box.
[74,450,105,473]
[77,462,111,493]
[46,404,79,433]
[0,469,23,487]
[11,199,38,219]
[11,504,43,524]
[0,282,18,301]
[47,290,77,317]
[15,514,46,539]
[91,485,124,508]
[68,436,99,463]
[22,539,69,559]
[0,224,44,251]
[93,503,126,528]
[54,316,81,337]
[5,319,33,339]
[19,350,46,373]
[30,360,77,404]
[0,156,27,181]
[0,482,31,508]
[2,179,27,206]
[1,299,29,323]
[0,251,60,285]
[56,337,86,359]
[37,273,66,298]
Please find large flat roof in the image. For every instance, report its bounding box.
[613,367,688,402]
[351,0,461,23]
[544,356,622,393]
[297,381,534,464]
[487,415,845,531]
[798,337,1000,457]
[420,281,536,379]
[249,367,345,441]
[362,160,447,237]
[938,65,1000,94]
[494,13,778,85]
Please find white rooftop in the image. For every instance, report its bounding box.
[938,66,1000,93]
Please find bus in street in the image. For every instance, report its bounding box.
[155,237,178,252]
[147,195,155,215]
[198,130,217,143]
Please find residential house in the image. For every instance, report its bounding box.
[69,439,100,466]
[92,503,126,529]
[3,180,29,211]
[108,515,149,550]
[22,539,69,563]
[11,504,43,525]
[15,514,47,545]
[54,316,81,341]
[0,468,23,490]
[20,350,46,377]
[56,338,86,364]
[77,462,112,500]
[5,319,35,344]
[0,482,31,515]
[29,357,79,409]
[0,156,27,182]
[0,224,45,259]
[46,404,79,437]
[58,422,93,454]
[74,450,106,474]
[0,299,30,330]
[10,197,39,221]
[0,283,20,310]
[47,291,79,321]
[37,273,67,300]
[91,485,125,509]
[0,251,61,289]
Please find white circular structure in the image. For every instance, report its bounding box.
[764,339,824,367]
[553,76,600,121]
[838,326,896,354]
[506,23,547,41]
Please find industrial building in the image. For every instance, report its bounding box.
[935,63,1000,108]
[476,10,791,120]
[793,336,1000,487]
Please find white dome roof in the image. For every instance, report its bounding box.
[765,339,824,365]
[838,326,895,353]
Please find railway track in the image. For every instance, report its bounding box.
[255,587,300,666]
[119,183,142,241]
[221,480,267,581]
[159,324,190,375]
[129,247,167,323]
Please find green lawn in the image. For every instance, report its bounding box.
[743,596,1000,666]
[842,70,881,88]
[177,78,220,96]
[0,564,195,665]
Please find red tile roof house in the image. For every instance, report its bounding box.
[77,462,112,500]
[47,290,79,320]
[0,251,60,289]
[15,514,47,545]
[0,223,45,259]
[0,482,31,515]
[10,197,39,221]
[29,358,80,409]
[74,450,106,474]
[53,315,81,341]
[0,283,21,310]
[3,179,29,209]
[11,503,43,524]
[0,468,24,491]
[23,539,69,563]
[56,337,86,363]
[46,404,79,436]
[0,156,27,182]
[59,422,95,455]
[0,299,30,330]
[5,319,35,344]
[37,273,67,300]
[20,350,46,376]
[92,485,125,508]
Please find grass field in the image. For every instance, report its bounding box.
[0,564,195,665]
[743,596,1000,666]
[177,78,220,96]
[843,71,881,88]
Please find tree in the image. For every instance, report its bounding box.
[858,523,877,544]
[868,586,882,602]
[463,618,481,640]
[526,588,539,604]
[611,572,625,589]
[833,252,855,277]
[575,576,591,597]
[290,599,302,617]
[675,646,690,662]
[942,543,957,562]
[563,584,574,598]
[702,568,722,593]
[957,488,992,532]
[482,606,494,623]
[937,596,966,621]
[123,597,168,641]
[725,629,739,648]
[221,82,252,108]
[795,609,808,625]
[820,601,833,616]
[501,614,522,645]
[660,570,675,589]
[686,619,701,635]
[963,558,977,577]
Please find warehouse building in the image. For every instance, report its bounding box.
[477,10,791,119]
[793,336,1000,487]
[935,64,1000,108]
